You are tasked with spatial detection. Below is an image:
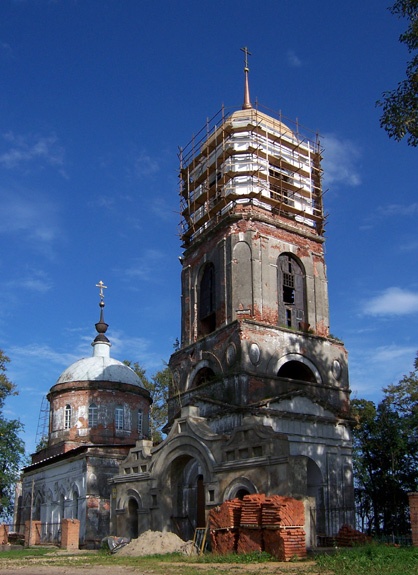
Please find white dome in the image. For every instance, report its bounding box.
[55,338,141,386]
[56,355,141,386]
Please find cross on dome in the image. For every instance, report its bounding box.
[96,280,107,302]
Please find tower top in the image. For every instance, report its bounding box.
[241,46,252,110]
[94,280,110,347]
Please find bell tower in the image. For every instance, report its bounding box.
[168,55,353,532]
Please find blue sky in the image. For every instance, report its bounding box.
[1,0,417,456]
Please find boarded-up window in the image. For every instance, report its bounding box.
[278,254,306,329]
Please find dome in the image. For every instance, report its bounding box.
[56,354,141,386]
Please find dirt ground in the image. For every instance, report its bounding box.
[0,551,322,575]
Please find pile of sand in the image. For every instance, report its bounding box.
[117,530,196,557]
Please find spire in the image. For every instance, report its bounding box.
[241,46,252,110]
[93,280,110,355]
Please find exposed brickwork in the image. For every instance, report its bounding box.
[24,521,41,546]
[47,380,150,449]
[209,495,306,561]
[335,524,372,547]
[408,493,418,547]
[61,519,80,550]
[0,523,8,545]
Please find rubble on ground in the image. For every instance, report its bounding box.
[116,530,196,556]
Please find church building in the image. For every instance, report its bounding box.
[110,58,354,545]
[17,287,152,547]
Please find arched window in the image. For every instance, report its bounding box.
[199,263,216,336]
[115,406,124,431]
[277,254,306,329]
[192,367,215,388]
[72,489,79,519]
[64,404,72,430]
[88,403,98,427]
[137,409,143,436]
[278,360,316,383]
[60,493,65,521]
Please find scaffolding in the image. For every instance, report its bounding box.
[178,104,324,246]
[35,395,49,449]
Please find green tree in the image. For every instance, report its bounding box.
[377,1,418,146]
[0,350,26,521]
[352,353,418,537]
[123,361,171,443]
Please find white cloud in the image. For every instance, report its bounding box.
[286,50,302,67]
[0,42,13,61]
[372,344,417,364]
[5,270,53,294]
[10,343,79,367]
[322,134,361,188]
[0,188,60,248]
[123,249,167,282]
[151,197,177,222]
[376,203,418,217]
[0,132,65,171]
[363,287,418,316]
[134,151,159,177]
[400,239,418,252]
[361,202,418,231]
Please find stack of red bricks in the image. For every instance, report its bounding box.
[209,498,242,554]
[237,494,265,553]
[335,524,372,547]
[209,494,307,561]
[261,496,306,561]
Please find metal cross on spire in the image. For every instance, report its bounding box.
[96,280,107,302]
[240,46,252,110]
[241,46,251,72]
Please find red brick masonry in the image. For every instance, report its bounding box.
[209,494,306,561]
[408,493,418,547]
[61,519,80,550]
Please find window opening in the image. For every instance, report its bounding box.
[199,263,216,336]
[64,404,72,430]
[278,360,316,383]
[137,409,143,436]
[88,403,98,428]
[278,254,306,329]
[115,406,124,431]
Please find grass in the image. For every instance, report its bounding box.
[315,543,418,575]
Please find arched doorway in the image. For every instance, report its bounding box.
[127,497,139,539]
[169,456,206,541]
[307,459,325,544]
